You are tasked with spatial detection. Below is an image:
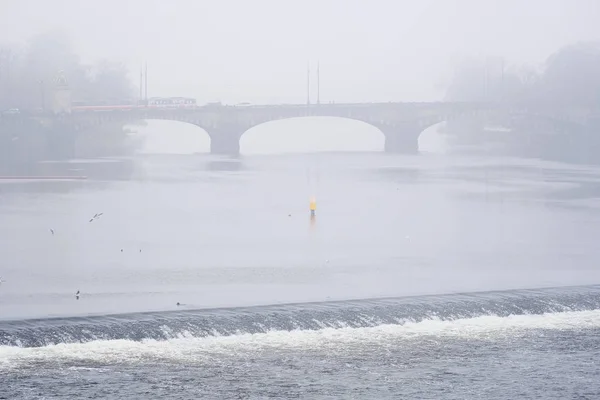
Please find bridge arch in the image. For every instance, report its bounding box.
[418,121,452,154]
[59,111,479,156]
[239,116,385,155]
[128,119,212,154]
[47,103,591,156]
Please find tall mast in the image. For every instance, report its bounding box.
[144,62,148,103]
[306,61,310,106]
[139,66,143,102]
[317,61,320,105]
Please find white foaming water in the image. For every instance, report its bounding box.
[1,309,599,369]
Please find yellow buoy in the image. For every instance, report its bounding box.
[309,196,316,216]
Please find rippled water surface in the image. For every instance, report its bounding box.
[2,147,600,398]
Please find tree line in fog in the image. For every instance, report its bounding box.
[2,31,600,111]
[445,42,600,108]
[0,30,135,111]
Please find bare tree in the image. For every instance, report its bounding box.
[445,42,600,109]
[0,30,135,110]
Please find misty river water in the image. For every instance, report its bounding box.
[1,120,600,399]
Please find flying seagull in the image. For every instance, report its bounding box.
[89,212,104,222]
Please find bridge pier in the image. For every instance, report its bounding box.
[46,123,77,160]
[209,129,241,155]
[1,119,48,169]
[382,123,420,154]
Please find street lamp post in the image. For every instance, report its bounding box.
[39,80,45,111]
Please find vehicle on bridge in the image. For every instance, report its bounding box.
[147,97,197,108]
[1,108,20,115]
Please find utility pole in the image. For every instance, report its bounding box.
[144,62,148,105]
[39,80,45,110]
[317,61,320,105]
[500,57,505,103]
[0,50,13,108]
[484,57,489,101]
[0,50,5,109]
[306,61,310,106]
[139,65,143,103]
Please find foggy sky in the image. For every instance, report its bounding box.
[1,0,599,104]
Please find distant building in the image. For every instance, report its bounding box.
[52,70,71,114]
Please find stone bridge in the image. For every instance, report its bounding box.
[24,102,598,155]
[42,102,494,154]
